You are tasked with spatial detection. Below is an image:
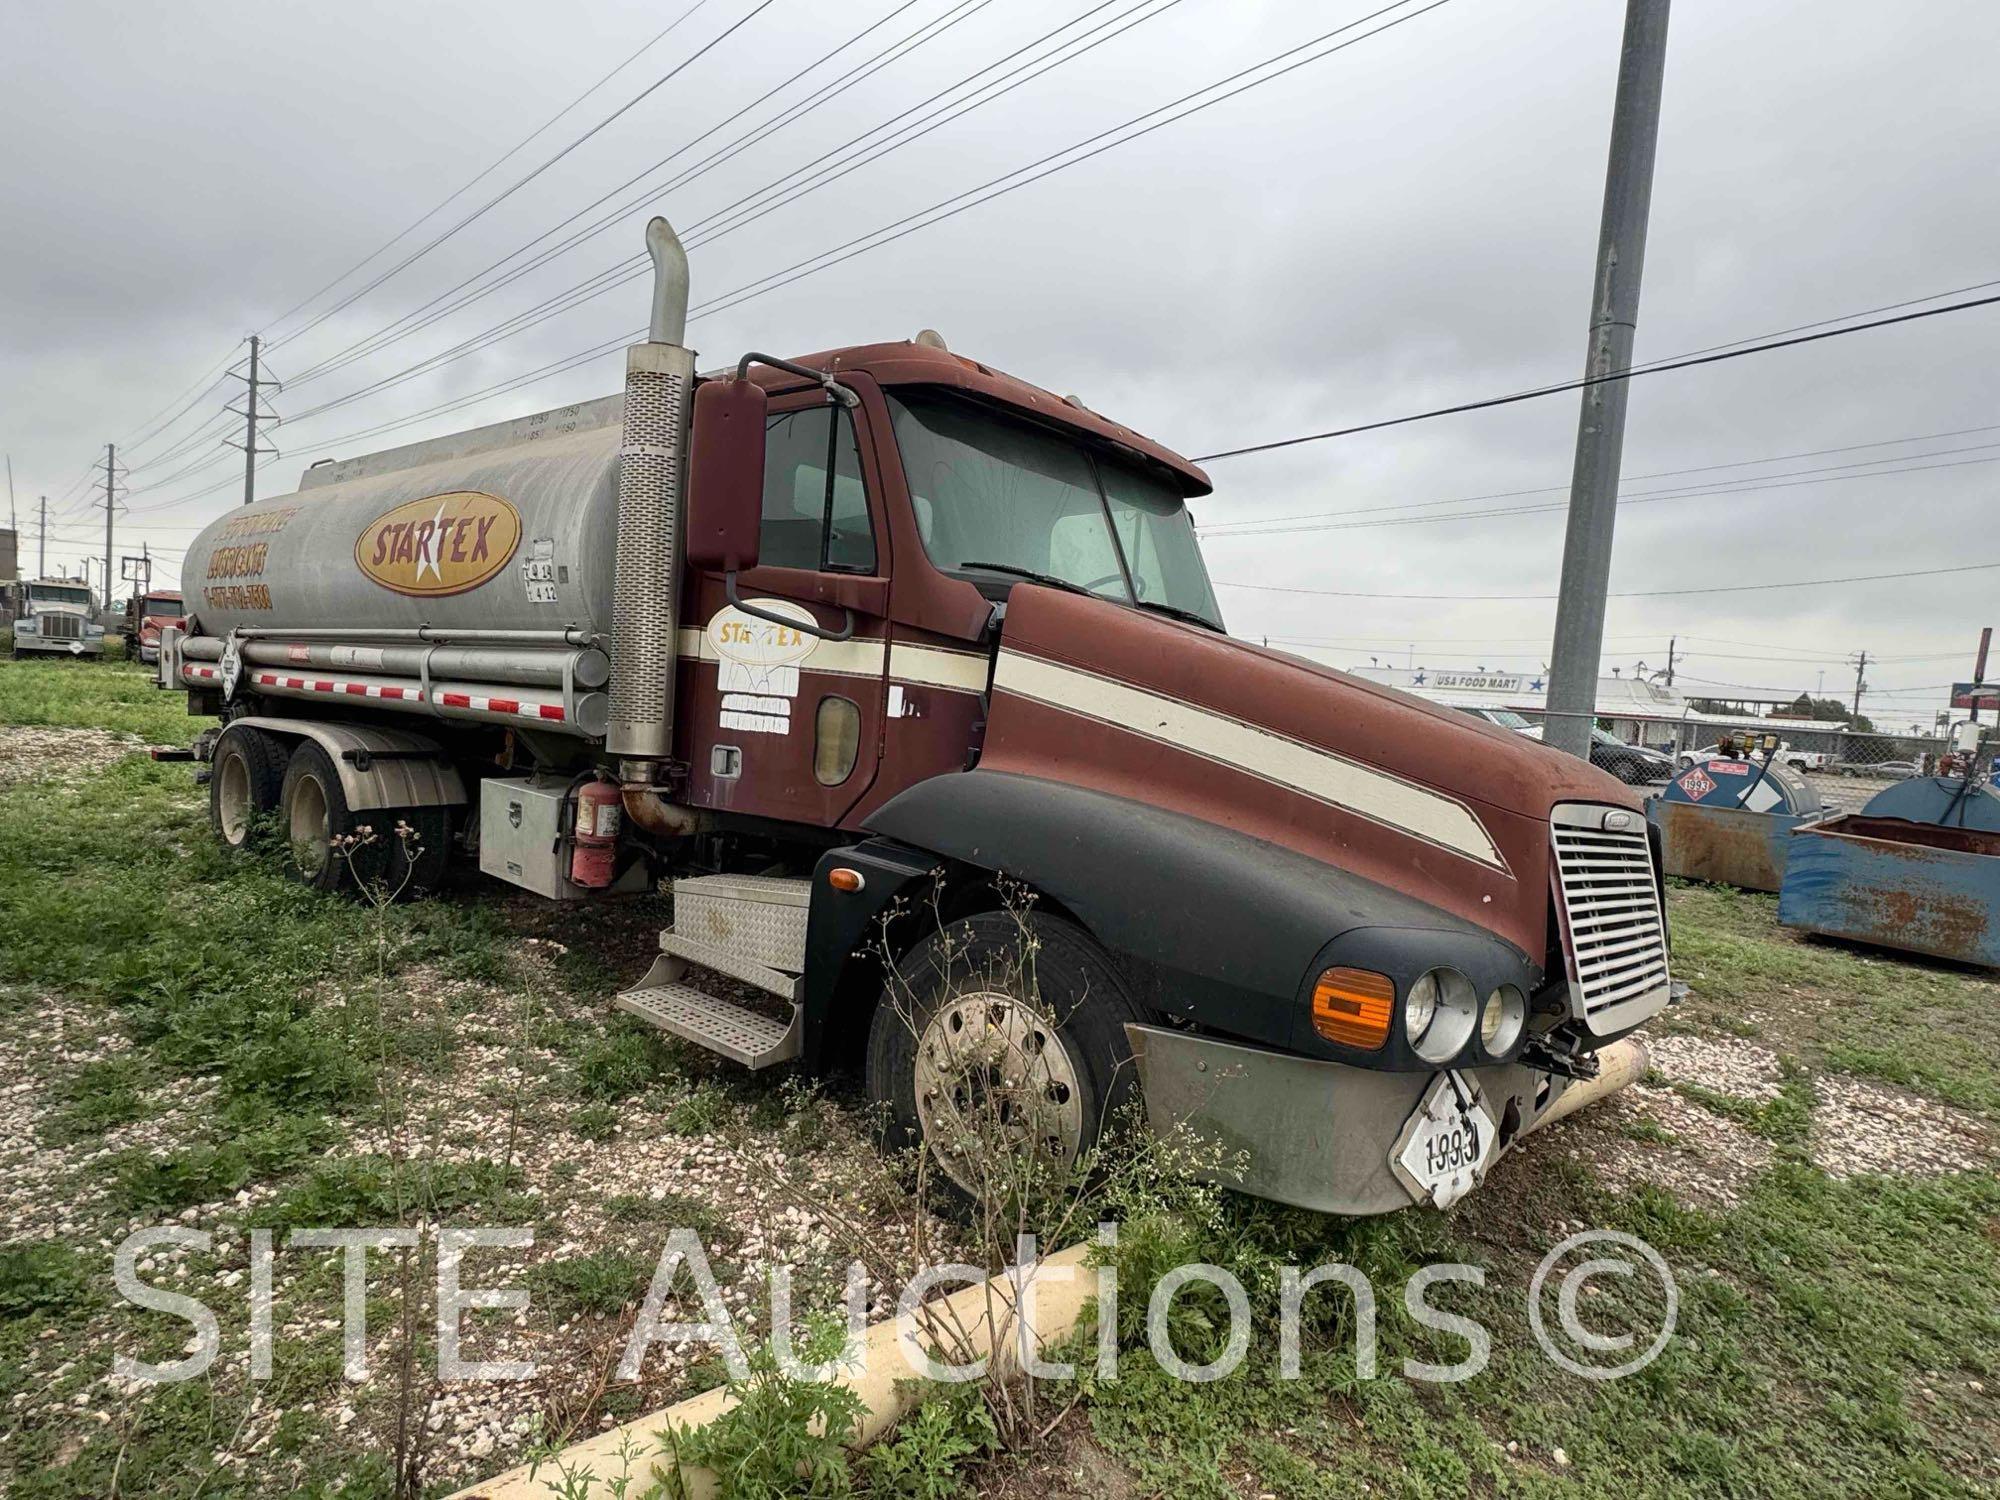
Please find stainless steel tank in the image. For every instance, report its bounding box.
[180,396,625,639]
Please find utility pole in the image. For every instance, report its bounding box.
[1850,650,1868,718]
[1664,635,1676,686]
[225,333,281,506]
[102,443,116,611]
[37,496,47,578]
[1542,0,1672,760]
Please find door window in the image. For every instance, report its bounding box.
[759,406,875,573]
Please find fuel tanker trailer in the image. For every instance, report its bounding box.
[158,217,1669,1216]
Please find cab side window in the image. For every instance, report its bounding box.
[759,406,876,574]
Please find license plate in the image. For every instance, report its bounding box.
[1392,1072,1496,1209]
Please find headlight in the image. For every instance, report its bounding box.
[1408,967,1478,1063]
[16,619,35,633]
[1403,971,1438,1043]
[1481,984,1526,1055]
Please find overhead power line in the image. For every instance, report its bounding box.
[1198,419,2000,533]
[260,0,713,341]
[280,0,989,389]
[1199,443,2000,538]
[279,0,1177,413]
[1192,292,2000,463]
[277,0,1451,445]
[1214,560,2000,602]
[268,0,778,353]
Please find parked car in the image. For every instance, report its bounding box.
[1589,728,1674,784]
[1677,740,1829,773]
[1835,758,1923,780]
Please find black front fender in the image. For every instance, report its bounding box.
[858,771,1541,1065]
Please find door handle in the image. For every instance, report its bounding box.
[724,572,855,642]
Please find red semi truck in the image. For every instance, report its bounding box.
[161,218,1667,1214]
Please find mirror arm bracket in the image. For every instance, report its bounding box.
[724,572,855,642]
[734,352,860,409]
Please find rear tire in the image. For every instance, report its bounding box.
[865,910,1151,1215]
[210,727,287,852]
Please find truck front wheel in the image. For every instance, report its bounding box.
[864,910,1151,1210]
[210,727,286,852]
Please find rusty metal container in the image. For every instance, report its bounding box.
[1651,755,1823,892]
[1777,779,2000,967]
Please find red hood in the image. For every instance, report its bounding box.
[980,586,1638,957]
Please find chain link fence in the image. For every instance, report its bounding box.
[1504,708,1996,804]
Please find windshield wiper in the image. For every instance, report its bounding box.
[1131,599,1222,632]
[953,562,1091,596]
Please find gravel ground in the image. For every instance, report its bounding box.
[1551,1028,1994,1208]
[0,724,144,789]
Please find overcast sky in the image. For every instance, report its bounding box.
[3,0,1993,729]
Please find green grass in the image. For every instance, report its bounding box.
[1084,1165,2000,1499]
[528,1248,653,1316]
[0,655,196,744]
[1667,884,2000,1117]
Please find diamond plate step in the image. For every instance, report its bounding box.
[672,874,809,972]
[660,930,799,1000]
[614,976,800,1069]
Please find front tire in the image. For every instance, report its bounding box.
[865,910,1151,1211]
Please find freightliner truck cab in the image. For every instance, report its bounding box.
[165,219,1668,1215]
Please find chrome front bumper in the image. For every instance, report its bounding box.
[1125,1024,1646,1216]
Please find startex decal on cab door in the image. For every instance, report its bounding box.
[354,491,523,598]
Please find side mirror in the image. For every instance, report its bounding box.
[685,378,767,573]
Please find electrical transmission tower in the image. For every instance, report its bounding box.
[223,334,283,505]
[98,444,129,608]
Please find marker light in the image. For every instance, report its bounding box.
[1311,967,1394,1050]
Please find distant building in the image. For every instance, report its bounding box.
[0,527,16,585]
[1286,654,1846,751]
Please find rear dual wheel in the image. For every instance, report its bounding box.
[209,730,445,897]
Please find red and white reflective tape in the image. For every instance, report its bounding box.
[184,664,219,681]
[437,689,567,722]
[251,671,419,702]
[246,670,566,723]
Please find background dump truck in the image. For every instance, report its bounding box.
[9,577,106,658]
[160,218,1669,1215]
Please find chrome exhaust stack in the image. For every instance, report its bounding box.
[607,216,696,773]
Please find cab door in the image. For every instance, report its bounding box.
[677,382,892,830]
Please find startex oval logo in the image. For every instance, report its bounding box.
[353,492,522,597]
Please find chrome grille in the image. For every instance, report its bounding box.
[38,613,82,640]
[1550,803,1670,1034]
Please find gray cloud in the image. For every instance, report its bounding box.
[3,0,1991,724]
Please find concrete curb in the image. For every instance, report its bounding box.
[450,1243,1097,1499]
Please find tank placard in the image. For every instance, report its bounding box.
[353,491,522,598]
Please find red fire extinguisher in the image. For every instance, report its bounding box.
[570,776,622,888]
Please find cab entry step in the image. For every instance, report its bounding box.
[612,874,812,1070]
[615,980,800,1068]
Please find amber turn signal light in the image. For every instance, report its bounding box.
[826,867,866,893]
[1311,967,1394,1050]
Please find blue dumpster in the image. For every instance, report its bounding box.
[1778,778,2000,967]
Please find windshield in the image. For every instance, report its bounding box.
[142,595,180,616]
[887,389,1222,627]
[29,585,91,608]
[1484,709,1533,731]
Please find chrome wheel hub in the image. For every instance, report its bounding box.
[913,990,1085,1190]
